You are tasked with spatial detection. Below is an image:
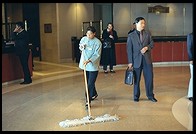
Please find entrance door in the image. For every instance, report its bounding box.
[22,3,41,61]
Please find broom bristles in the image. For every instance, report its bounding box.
[59,114,119,128]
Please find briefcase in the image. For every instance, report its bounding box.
[124,67,134,85]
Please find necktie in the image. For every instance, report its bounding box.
[140,31,143,42]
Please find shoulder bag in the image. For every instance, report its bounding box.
[103,38,112,49]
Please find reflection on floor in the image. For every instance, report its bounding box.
[2,61,193,131]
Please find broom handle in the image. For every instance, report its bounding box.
[84,64,92,117]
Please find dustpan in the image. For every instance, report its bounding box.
[59,60,119,128]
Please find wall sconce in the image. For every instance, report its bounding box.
[155,10,160,15]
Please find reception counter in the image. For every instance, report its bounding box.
[115,36,188,64]
[2,45,33,83]
[72,36,188,64]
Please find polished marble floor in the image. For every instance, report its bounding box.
[2,60,193,131]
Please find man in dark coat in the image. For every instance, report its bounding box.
[127,17,157,102]
[12,21,32,84]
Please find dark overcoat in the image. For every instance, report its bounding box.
[100,29,118,66]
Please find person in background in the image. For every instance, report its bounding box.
[79,26,102,107]
[100,22,118,73]
[126,17,157,102]
[186,32,193,101]
[12,21,32,84]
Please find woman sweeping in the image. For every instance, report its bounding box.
[78,26,102,107]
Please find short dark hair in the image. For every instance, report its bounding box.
[86,26,96,33]
[15,21,24,29]
[134,17,145,24]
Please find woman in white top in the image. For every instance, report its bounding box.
[79,26,102,106]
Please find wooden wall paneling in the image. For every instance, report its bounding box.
[152,42,162,62]
[162,42,173,62]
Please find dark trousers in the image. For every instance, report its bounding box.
[133,56,154,99]
[85,71,98,103]
[18,52,32,82]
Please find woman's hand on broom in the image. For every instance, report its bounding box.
[83,59,91,66]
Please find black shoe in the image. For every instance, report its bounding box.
[134,98,139,102]
[91,94,98,101]
[188,97,193,101]
[110,70,116,73]
[20,81,32,84]
[104,70,108,74]
[148,98,157,102]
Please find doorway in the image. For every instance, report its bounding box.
[93,3,113,37]
[22,3,41,61]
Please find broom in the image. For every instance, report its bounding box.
[59,53,119,128]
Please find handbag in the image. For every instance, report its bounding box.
[124,67,134,85]
[103,39,112,49]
